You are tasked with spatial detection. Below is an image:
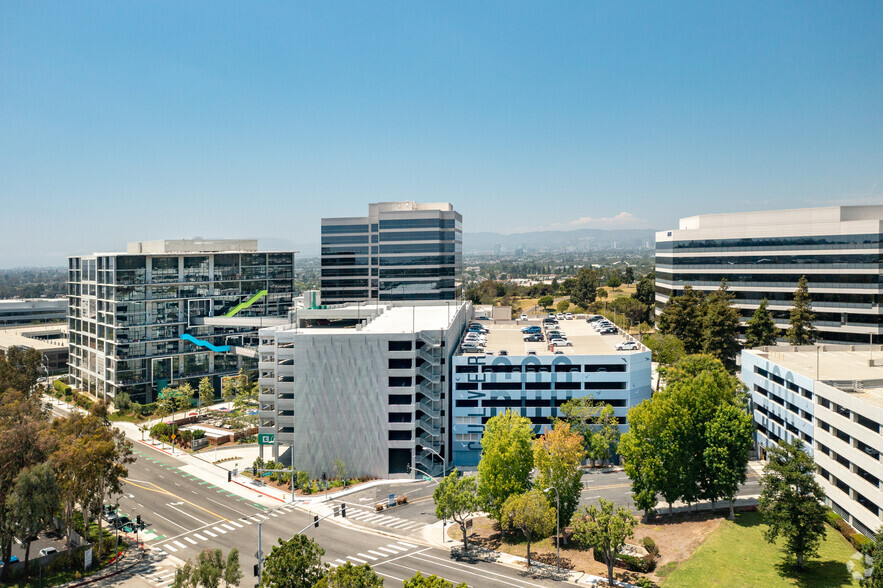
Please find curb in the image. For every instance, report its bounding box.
[232,478,287,502]
[62,544,146,588]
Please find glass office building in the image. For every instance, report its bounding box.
[320,202,462,304]
[656,206,883,344]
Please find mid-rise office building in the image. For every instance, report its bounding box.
[68,239,297,402]
[0,324,69,372]
[743,347,883,538]
[451,321,652,467]
[258,301,470,478]
[0,298,67,326]
[320,202,462,304]
[656,206,883,343]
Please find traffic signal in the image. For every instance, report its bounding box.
[313,515,319,528]
[253,564,259,577]
[136,515,142,527]
[253,465,257,477]
[227,470,232,483]
[341,504,346,518]
[322,472,327,482]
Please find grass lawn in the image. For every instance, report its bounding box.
[662,512,862,587]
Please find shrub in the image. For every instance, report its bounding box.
[375,503,384,512]
[191,429,206,440]
[140,402,157,415]
[634,579,656,588]
[296,471,310,490]
[53,379,71,394]
[619,553,657,573]
[642,536,660,557]
[853,533,873,552]
[396,495,408,505]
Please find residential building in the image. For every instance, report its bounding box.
[656,205,883,343]
[320,202,462,304]
[0,298,67,326]
[451,320,652,468]
[68,239,297,402]
[742,346,883,538]
[258,301,470,479]
[0,324,69,373]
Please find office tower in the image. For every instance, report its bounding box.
[320,202,462,304]
[656,206,883,343]
[68,239,296,402]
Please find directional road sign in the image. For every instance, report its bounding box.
[258,433,275,445]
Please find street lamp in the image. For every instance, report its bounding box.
[422,446,447,477]
[544,486,560,573]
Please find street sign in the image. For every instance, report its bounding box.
[388,493,395,507]
[258,433,275,445]
[233,468,238,476]
[422,475,432,482]
[84,547,93,569]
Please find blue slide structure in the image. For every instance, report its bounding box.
[180,333,231,353]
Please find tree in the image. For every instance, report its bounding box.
[221,377,237,404]
[624,266,635,285]
[642,333,685,390]
[158,387,178,422]
[113,391,132,412]
[745,298,779,348]
[606,273,622,288]
[558,396,601,451]
[259,534,327,588]
[632,272,655,308]
[175,382,195,421]
[0,346,43,398]
[500,490,556,568]
[5,463,59,572]
[198,377,215,415]
[597,288,608,302]
[862,528,883,587]
[702,280,742,372]
[571,498,637,587]
[334,458,349,486]
[556,300,570,314]
[315,562,383,588]
[403,572,467,588]
[224,548,242,588]
[433,470,479,550]
[532,421,585,526]
[610,296,648,328]
[787,276,819,346]
[570,268,599,309]
[477,410,534,520]
[590,404,620,467]
[759,438,828,571]
[657,285,706,354]
[537,295,554,310]
[194,548,225,588]
[702,403,754,518]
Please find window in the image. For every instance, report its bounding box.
[388,358,412,370]
[455,365,479,373]
[388,341,412,351]
[554,382,581,390]
[585,364,627,373]
[482,382,522,390]
[389,413,412,423]
[389,430,412,441]
[525,382,551,390]
[456,433,481,442]
[585,382,627,390]
[389,377,413,388]
[457,382,478,390]
[456,399,478,408]
[857,414,881,434]
[388,395,412,405]
[455,416,480,425]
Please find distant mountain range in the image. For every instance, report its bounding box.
[261,228,657,258]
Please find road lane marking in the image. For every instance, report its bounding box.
[384,544,406,552]
[124,479,231,521]
[152,511,190,531]
[163,544,178,552]
[167,503,209,526]
[239,518,252,524]
[367,550,387,557]
[357,553,377,561]
[402,551,547,587]
[173,541,187,549]
[335,559,347,565]
[374,547,398,554]
[185,537,197,545]
[397,541,418,548]
[194,534,208,541]
[347,556,367,564]
[212,526,227,534]
[203,530,217,537]
[221,524,236,531]
[229,521,243,528]
[202,496,249,517]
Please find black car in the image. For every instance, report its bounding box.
[600,327,618,335]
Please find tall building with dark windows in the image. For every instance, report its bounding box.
[656,206,883,344]
[320,202,462,304]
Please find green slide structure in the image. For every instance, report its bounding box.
[224,290,268,317]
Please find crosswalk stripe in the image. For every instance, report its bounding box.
[400,522,423,530]
[335,559,347,565]
[388,520,412,528]
[270,513,278,517]
[367,550,387,557]
[384,544,407,552]
[328,562,338,568]
[374,546,398,554]
[357,552,377,561]
[194,534,208,541]
[221,524,236,531]
[213,526,227,534]
[397,541,418,548]
[173,541,187,549]
[230,521,243,528]
[162,544,178,552]
[185,537,197,545]
[347,556,367,564]
[204,530,217,537]
[240,518,253,524]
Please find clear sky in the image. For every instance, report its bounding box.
[1,2,881,266]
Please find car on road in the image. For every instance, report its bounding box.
[549,338,572,346]
[520,313,528,321]
[616,341,639,351]
[114,516,131,530]
[39,547,58,557]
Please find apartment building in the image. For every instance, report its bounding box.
[68,239,297,402]
[451,320,652,468]
[320,202,462,304]
[743,347,883,538]
[257,301,470,479]
[656,205,883,343]
[0,298,67,326]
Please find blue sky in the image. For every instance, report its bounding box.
[1,2,881,266]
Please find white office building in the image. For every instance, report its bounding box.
[320,202,462,304]
[68,239,297,402]
[656,206,883,344]
[0,298,67,326]
[743,346,883,538]
[257,301,471,478]
[451,320,652,468]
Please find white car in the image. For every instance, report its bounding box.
[520,313,528,321]
[549,338,572,347]
[556,313,565,320]
[39,547,58,557]
[565,313,573,320]
[616,341,639,351]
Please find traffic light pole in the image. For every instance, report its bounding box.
[256,506,342,583]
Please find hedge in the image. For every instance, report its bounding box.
[826,508,872,551]
[593,548,657,573]
[53,379,71,394]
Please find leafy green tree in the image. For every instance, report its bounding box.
[590,404,620,467]
[861,528,883,587]
[658,285,706,354]
[158,387,177,421]
[618,403,659,519]
[224,548,242,588]
[745,298,780,348]
[5,463,59,571]
[198,377,215,415]
[433,469,479,551]
[315,562,383,588]
[403,572,467,588]
[500,490,556,568]
[610,296,648,328]
[0,346,43,399]
[702,280,742,372]
[477,410,534,520]
[571,498,637,587]
[702,403,754,518]
[221,377,237,404]
[334,458,349,486]
[532,421,585,526]
[194,548,225,588]
[537,295,554,310]
[632,272,655,308]
[642,333,685,390]
[624,266,635,285]
[787,276,819,346]
[113,391,132,412]
[759,438,828,571]
[597,288,608,302]
[556,299,570,314]
[558,396,600,451]
[606,273,622,288]
[175,382,195,421]
[259,534,327,588]
[570,268,599,309]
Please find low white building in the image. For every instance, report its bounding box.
[742,346,883,538]
[0,298,67,326]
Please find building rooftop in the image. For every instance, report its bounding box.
[127,239,259,254]
[0,324,69,352]
[0,298,66,307]
[269,302,467,336]
[747,347,883,408]
[460,318,641,357]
